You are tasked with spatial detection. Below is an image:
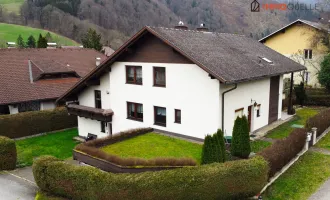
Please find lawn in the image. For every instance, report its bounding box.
[101,133,203,164]
[16,128,79,167]
[316,131,330,150]
[0,0,24,13]
[0,23,80,46]
[251,140,272,153]
[266,108,320,139]
[263,152,330,200]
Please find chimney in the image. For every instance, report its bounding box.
[174,21,188,30]
[197,23,209,32]
[96,57,101,67]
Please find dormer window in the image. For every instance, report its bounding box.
[126,66,142,85]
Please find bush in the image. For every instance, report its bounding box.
[75,128,197,167]
[294,82,307,106]
[306,108,330,137]
[0,107,77,139]
[318,54,330,92]
[305,95,330,107]
[33,155,269,200]
[0,136,17,170]
[215,129,226,162]
[201,129,226,164]
[258,128,307,178]
[231,116,251,158]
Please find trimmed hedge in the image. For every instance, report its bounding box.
[0,136,17,170]
[75,128,197,167]
[201,129,226,164]
[0,107,77,139]
[33,155,269,200]
[231,116,251,158]
[258,128,307,178]
[305,95,330,107]
[306,108,330,137]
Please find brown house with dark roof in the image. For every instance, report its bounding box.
[0,48,106,115]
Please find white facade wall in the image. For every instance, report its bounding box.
[40,101,56,110]
[8,105,18,114]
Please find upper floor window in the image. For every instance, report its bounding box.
[304,49,312,60]
[174,109,181,124]
[94,90,102,109]
[127,102,143,121]
[154,106,166,126]
[153,67,166,87]
[126,66,142,85]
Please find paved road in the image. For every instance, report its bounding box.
[309,178,330,200]
[0,171,37,200]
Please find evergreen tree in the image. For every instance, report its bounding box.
[37,34,48,48]
[215,129,226,162]
[201,135,213,164]
[231,116,251,158]
[16,34,25,48]
[81,28,102,51]
[318,54,330,92]
[45,32,53,42]
[201,130,226,164]
[27,35,36,48]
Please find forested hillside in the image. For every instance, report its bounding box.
[0,0,320,49]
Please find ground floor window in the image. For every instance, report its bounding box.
[174,109,181,124]
[127,102,143,121]
[154,106,166,126]
[18,101,40,113]
[257,104,261,117]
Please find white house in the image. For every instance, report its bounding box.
[58,25,305,141]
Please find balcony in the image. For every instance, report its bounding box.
[66,104,113,122]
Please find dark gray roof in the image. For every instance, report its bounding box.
[57,26,305,102]
[148,26,305,83]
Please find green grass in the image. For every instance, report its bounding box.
[251,140,272,153]
[263,152,330,200]
[101,133,203,164]
[16,128,79,167]
[266,108,320,139]
[0,0,24,14]
[35,191,68,200]
[316,132,330,150]
[0,23,79,46]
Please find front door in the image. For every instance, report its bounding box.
[269,76,280,124]
[248,105,252,132]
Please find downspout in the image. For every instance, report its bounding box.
[222,83,238,131]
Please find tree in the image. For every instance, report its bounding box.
[45,32,53,42]
[201,135,213,164]
[231,116,251,159]
[215,129,226,163]
[27,35,36,48]
[37,34,48,48]
[16,34,25,48]
[318,54,330,92]
[294,82,307,106]
[201,130,226,164]
[81,28,102,51]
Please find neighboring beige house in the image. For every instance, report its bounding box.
[0,48,106,115]
[58,25,304,140]
[259,19,329,88]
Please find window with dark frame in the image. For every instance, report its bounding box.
[154,106,166,126]
[127,102,143,121]
[257,104,261,118]
[101,121,106,133]
[153,67,166,87]
[304,49,312,60]
[175,109,181,124]
[126,66,142,85]
[94,90,102,109]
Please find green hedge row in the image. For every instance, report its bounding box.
[33,156,269,200]
[305,95,330,107]
[306,108,330,137]
[0,107,77,139]
[0,136,17,170]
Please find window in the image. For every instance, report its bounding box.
[175,109,181,124]
[127,102,143,121]
[153,67,166,87]
[94,90,102,109]
[234,108,244,119]
[305,71,311,84]
[126,66,142,84]
[257,105,261,117]
[154,106,166,126]
[101,121,106,133]
[304,49,312,59]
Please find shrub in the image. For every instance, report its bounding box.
[305,95,330,107]
[201,135,213,164]
[258,128,307,178]
[33,155,269,200]
[306,108,330,137]
[0,136,17,170]
[215,129,226,162]
[0,107,77,139]
[231,116,251,158]
[201,130,226,164]
[75,128,197,167]
[294,82,307,106]
[318,54,330,92]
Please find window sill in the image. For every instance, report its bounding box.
[154,122,166,127]
[126,82,143,85]
[174,121,181,124]
[127,117,143,122]
[153,84,166,88]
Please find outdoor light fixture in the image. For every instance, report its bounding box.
[251,99,258,107]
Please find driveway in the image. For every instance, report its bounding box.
[309,178,330,200]
[0,167,37,200]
